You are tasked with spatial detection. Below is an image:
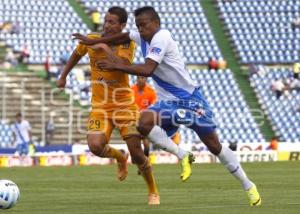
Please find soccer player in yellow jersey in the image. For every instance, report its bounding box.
[56,7,159,205]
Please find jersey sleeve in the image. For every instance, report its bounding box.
[146,30,171,64]
[118,41,136,64]
[25,121,31,131]
[76,33,101,56]
[76,43,88,56]
[129,30,141,46]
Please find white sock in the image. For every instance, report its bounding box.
[217,146,253,190]
[148,125,187,159]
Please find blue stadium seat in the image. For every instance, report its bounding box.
[217,0,300,64]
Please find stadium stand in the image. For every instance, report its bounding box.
[217,0,300,64]
[79,0,223,64]
[0,120,14,148]
[250,68,300,142]
[62,68,91,105]
[0,71,87,145]
[129,69,265,144]
[0,0,90,64]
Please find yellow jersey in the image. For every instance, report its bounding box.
[76,33,136,114]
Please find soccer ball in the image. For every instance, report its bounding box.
[0,180,20,209]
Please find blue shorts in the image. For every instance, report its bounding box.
[17,142,29,155]
[149,88,216,138]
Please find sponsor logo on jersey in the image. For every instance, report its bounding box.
[149,47,161,55]
[96,76,118,85]
[176,109,186,118]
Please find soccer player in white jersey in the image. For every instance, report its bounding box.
[73,6,261,206]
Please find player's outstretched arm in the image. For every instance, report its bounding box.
[72,32,130,46]
[56,50,82,88]
[90,43,130,65]
[98,58,158,77]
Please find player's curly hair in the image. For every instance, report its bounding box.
[134,6,160,25]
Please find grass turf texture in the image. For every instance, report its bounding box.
[1,161,299,214]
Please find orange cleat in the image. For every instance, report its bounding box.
[117,151,129,181]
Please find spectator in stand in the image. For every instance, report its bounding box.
[0,21,13,33]
[271,79,286,99]
[229,141,237,151]
[291,17,300,30]
[11,21,21,34]
[218,58,227,70]
[11,113,32,156]
[90,9,101,31]
[293,62,300,79]
[288,77,300,92]
[5,49,18,68]
[208,57,218,70]
[44,52,51,80]
[18,45,30,63]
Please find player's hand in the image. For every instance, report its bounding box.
[72,33,95,45]
[56,78,66,88]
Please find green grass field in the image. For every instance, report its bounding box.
[1,161,299,214]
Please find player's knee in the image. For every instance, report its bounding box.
[87,137,106,156]
[200,132,222,155]
[208,143,222,155]
[205,139,222,155]
[137,120,153,136]
[137,111,156,136]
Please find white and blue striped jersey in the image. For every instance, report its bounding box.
[129,29,196,101]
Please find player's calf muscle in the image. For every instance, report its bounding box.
[125,136,145,164]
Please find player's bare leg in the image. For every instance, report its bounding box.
[125,135,160,205]
[142,138,150,157]
[87,133,128,181]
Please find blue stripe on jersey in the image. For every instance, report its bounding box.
[152,74,192,99]
[141,38,147,58]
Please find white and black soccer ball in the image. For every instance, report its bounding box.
[0,180,20,209]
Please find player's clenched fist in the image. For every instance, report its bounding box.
[56,78,66,88]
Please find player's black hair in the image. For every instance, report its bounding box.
[134,6,161,25]
[108,6,128,24]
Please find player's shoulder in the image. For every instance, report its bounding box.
[87,32,102,39]
[152,29,172,42]
[156,29,172,38]
[22,120,30,126]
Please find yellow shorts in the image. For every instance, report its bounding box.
[87,107,140,141]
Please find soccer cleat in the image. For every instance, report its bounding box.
[148,193,160,205]
[180,152,195,182]
[246,184,262,206]
[117,151,129,181]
